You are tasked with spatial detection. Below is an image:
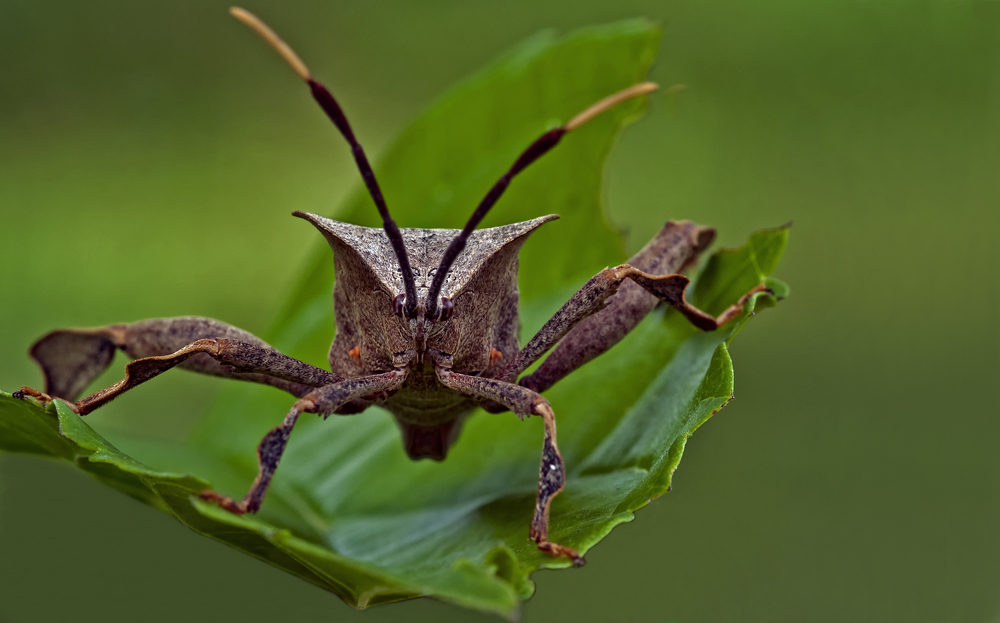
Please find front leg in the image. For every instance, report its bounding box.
[201,369,406,514]
[435,367,584,566]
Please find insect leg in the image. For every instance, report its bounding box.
[200,369,407,514]
[530,402,581,565]
[495,220,714,387]
[435,367,584,566]
[24,317,340,413]
[26,324,128,402]
[499,221,771,394]
[516,268,769,395]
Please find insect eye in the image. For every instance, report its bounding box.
[393,293,406,317]
[438,297,454,321]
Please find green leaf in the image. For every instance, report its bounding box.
[0,21,790,618]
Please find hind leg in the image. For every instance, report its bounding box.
[22,316,340,413]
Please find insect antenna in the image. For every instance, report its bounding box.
[230,7,420,317]
[424,82,660,320]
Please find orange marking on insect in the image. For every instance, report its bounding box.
[489,347,503,367]
[349,345,362,365]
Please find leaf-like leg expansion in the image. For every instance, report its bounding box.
[67,339,234,415]
[495,220,713,386]
[504,228,770,395]
[435,367,584,566]
[622,270,771,330]
[516,268,768,394]
[24,317,343,414]
[200,369,407,514]
[29,325,129,401]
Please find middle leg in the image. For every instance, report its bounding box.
[435,366,584,566]
[200,369,407,514]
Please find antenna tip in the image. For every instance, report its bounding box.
[229,6,253,22]
[564,81,661,132]
[229,6,312,82]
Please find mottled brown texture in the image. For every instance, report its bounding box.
[124,317,272,378]
[74,340,219,415]
[509,220,715,391]
[29,325,128,401]
[298,212,556,435]
[118,317,320,396]
[213,338,343,387]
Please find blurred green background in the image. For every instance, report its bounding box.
[1,0,997,621]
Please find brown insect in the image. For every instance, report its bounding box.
[17,8,768,566]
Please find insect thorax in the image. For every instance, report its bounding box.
[295,212,557,376]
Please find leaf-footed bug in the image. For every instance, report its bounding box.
[18,8,770,566]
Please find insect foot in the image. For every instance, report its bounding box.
[16,386,77,413]
[199,490,252,515]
